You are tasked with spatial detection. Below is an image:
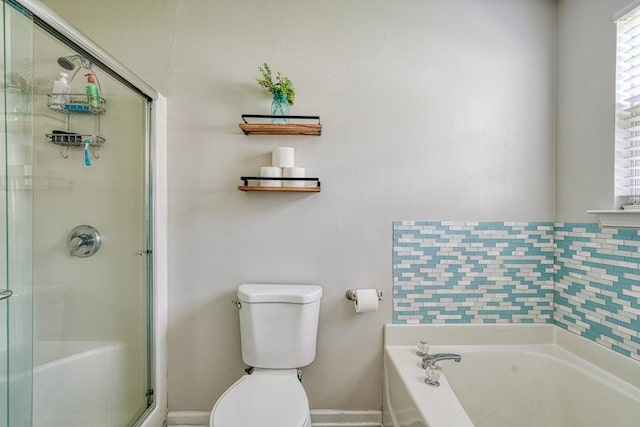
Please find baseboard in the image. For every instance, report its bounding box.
[166,411,209,426]
[167,409,383,426]
[311,409,382,426]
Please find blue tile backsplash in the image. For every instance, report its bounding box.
[392,221,640,361]
[554,223,640,360]
[393,221,555,324]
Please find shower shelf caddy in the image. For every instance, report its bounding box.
[239,115,322,136]
[45,93,107,150]
[46,132,105,147]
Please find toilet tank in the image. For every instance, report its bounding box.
[237,284,322,369]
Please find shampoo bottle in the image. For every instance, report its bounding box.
[85,73,100,109]
[51,72,70,110]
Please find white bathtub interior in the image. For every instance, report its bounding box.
[440,344,640,427]
[383,324,640,427]
[33,341,141,427]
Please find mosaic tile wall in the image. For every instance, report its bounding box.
[392,221,640,361]
[555,223,640,361]
[393,221,555,324]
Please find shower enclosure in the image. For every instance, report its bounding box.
[1,0,166,425]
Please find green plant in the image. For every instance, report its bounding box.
[257,63,295,106]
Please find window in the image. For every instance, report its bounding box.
[615,5,640,208]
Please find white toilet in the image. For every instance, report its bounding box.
[210,283,323,427]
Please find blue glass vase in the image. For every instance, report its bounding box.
[271,92,289,124]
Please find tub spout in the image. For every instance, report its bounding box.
[421,353,462,369]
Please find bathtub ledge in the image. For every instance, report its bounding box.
[384,323,555,346]
[554,327,640,390]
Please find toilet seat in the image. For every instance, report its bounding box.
[210,369,311,427]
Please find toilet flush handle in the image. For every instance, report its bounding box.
[231,298,241,309]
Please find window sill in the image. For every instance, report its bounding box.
[586,210,640,228]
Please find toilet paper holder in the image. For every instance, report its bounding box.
[345,289,383,302]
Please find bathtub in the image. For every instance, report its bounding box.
[33,340,142,427]
[383,324,640,427]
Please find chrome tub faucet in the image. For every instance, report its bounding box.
[422,353,462,369]
[416,342,462,387]
[421,353,462,387]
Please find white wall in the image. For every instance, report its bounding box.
[43,0,556,412]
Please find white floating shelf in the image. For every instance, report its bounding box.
[586,210,640,228]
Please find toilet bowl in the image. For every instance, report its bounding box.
[210,369,311,427]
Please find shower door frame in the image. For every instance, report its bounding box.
[9,0,168,426]
[2,1,35,425]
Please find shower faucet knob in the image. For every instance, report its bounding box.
[67,225,101,258]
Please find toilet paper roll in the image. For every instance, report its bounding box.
[260,166,282,187]
[273,147,295,168]
[354,289,379,313]
[283,167,305,187]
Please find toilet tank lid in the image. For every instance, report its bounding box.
[238,284,322,304]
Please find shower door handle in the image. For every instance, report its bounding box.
[0,289,13,301]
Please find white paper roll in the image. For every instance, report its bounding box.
[260,166,282,187]
[273,147,295,168]
[354,289,379,313]
[283,167,305,187]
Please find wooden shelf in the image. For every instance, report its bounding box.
[238,176,321,192]
[239,115,322,136]
[238,186,321,192]
[239,123,321,135]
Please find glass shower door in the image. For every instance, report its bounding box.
[30,15,153,425]
[1,1,35,426]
